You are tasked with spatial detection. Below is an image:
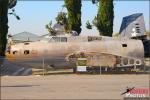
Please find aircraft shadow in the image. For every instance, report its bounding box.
[1,84,40,88]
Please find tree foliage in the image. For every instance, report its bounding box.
[86,0,114,36]
[0,0,17,56]
[0,0,9,56]
[45,11,70,35]
[55,12,69,32]
[86,20,92,29]
[8,9,20,20]
[56,12,67,25]
[64,0,82,35]
[97,0,114,36]
[8,0,17,9]
[45,21,57,36]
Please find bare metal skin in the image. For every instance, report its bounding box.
[3,36,144,69]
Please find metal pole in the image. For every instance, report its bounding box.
[144,61,146,73]
[42,58,45,76]
[134,64,136,70]
[100,66,101,75]
[105,67,107,72]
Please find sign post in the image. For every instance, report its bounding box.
[76,58,87,72]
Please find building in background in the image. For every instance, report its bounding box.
[11,31,40,43]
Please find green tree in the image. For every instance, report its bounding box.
[86,20,92,29]
[0,0,17,56]
[88,0,114,36]
[0,0,9,56]
[97,0,114,36]
[55,12,69,32]
[46,12,69,35]
[64,0,82,35]
[45,21,57,36]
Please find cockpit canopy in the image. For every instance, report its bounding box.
[40,35,104,43]
[48,37,67,42]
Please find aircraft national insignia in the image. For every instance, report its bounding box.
[131,28,138,37]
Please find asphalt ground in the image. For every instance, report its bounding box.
[0,74,150,100]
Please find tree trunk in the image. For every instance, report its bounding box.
[0,0,9,56]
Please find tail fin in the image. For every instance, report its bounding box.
[119,13,147,40]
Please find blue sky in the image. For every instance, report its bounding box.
[8,1,149,36]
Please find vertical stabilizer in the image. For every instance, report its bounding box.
[119,13,147,40]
